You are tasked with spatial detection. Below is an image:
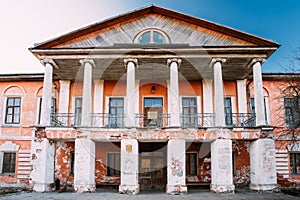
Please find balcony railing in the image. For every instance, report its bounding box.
[135,113,170,128]
[50,113,256,128]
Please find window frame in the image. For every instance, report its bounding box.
[224,97,233,126]
[181,97,198,127]
[284,97,300,128]
[106,152,120,176]
[186,152,198,176]
[134,28,170,44]
[109,97,124,127]
[5,97,21,125]
[1,152,16,174]
[290,152,300,175]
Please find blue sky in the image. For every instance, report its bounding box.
[0,0,299,73]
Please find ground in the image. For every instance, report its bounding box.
[0,188,299,200]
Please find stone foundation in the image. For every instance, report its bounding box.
[166,185,187,194]
[210,184,235,193]
[119,184,140,195]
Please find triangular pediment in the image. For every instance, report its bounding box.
[32,5,279,49]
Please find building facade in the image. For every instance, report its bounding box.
[0,5,299,194]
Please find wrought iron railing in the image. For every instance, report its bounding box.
[92,113,125,128]
[180,113,215,128]
[225,113,256,128]
[50,113,256,128]
[135,113,170,128]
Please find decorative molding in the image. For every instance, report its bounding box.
[123,58,138,69]
[209,58,226,68]
[167,58,182,68]
[287,142,300,152]
[0,141,20,152]
[80,58,96,68]
[248,58,266,68]
[40,58,59,69]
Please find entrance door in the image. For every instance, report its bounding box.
[143,97,163,128]
[140,151,166,190]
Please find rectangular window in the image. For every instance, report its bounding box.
[224,97,233,126]
[250,97,269,124]
[107,153,120,176]
[2,152,16,174]
[182,97,197,127]
[5,97,21,124]
[290,153,300,175]
[284,98,300,127]
[186,152,197,176]
[109,98,124,127]
[74,97,82,125]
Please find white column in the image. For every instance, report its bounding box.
[252,59,266,126]
[40,59,54,126]
[119,139,139,194]
[58,80,70,114]
[166,139,187,194]
[250,139,277,190]
[236,79,247,114]
[30,138,55,192]
[74,138,96,192]
[203,79,213,126]
[167,59,181,127]
[80,59,95,127]
[212,58,226,127]
[124,59,138,127]
[94,80,104,126]
[210,139,235,193]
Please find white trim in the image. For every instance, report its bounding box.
[264,96,271,125]
[0,142,19,174]
[35,97,42,125]
[93,80,104,114]
[2,96,22,126]
[133,28,170,44]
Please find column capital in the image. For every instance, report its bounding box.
[167,58,182,68]
[123,58,138,68]
[41,58,58,69]
[249,58,266,67]
[80,58,96,68]
[209,58,226,68]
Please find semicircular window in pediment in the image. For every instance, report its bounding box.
[134,29,170,44]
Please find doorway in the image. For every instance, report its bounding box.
[143,97,163,128]
[139,142,167,190]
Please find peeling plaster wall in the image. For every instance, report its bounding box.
[55,141,74,186]
[186,143,211,183]
[233,141,250,186]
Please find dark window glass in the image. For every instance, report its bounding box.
[2,152,16,173]
[138,31,151,43]
[284,98,300,127]
[109,98,124,127]
[5,97,21,124]
[186,153,197,176]
[182,97,197,127]
[153,31,165,43]
[290,153,300,175]
[70,151,75,175]
[107,153,120,176]
[224,97,233,126]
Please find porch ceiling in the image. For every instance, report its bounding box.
[52,56,254,81]
[32,46,275,81]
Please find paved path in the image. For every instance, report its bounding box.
[1,188,298,200]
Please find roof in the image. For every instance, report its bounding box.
[31,5,280,49]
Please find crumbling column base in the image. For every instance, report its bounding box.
[74,184,96,193]
[249,184,278,191]
[166,184,187,194]
[119,184,140,195]
[210,184,235,194]
[32,183,54,192]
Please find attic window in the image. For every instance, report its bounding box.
[134,29,170,44]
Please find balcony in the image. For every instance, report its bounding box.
[50,113,256,128]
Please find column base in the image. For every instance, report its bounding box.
[119,184,140,195]
[74,184,96,193]
[166,185,187,194]
[249,183,278,191]
[32,182,54,192]
[210,184,235,194]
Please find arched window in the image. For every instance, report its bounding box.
[134,29,170,44]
